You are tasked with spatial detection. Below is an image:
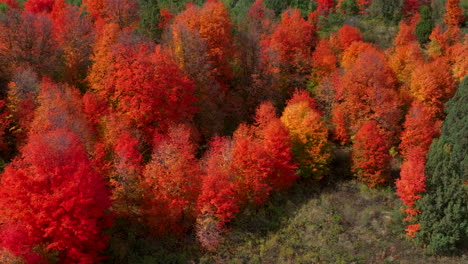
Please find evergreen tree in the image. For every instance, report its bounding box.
[291,0,316,16]
[0,2,8,13]
[263,0,291,15]
[369,0,403,24]
[339,0,359,15]
[138,0,161,41]
[261,0,314,16]
[431,0,446,24]
[415,5,434,44]
[415,77,468,255]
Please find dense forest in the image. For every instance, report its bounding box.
[0,0,466,263]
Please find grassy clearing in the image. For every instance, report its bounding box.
[197,180,466,264]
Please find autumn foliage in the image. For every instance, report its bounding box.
[340,41,373,69]
[334,48,401,144]
[172,0,234,86]
[254,102,298,191]
[50,0,94,86]
[0,129,112,263]
[109,131,143,218]
[395,101,441,236]
[87,22,120,92]
[399,102,440,159]
[141,124,201,236]
[281,91,330,180]
[352,121,392,187]
[260,8,318,105]
[0,10,60,78]
[448,39,468,81]
[231,124,273,205]
[331,103,349,144]
[444,0,465,27]
[389,42,423,85]
[24,0,54,13]
[311,39,338,82]
[335,25,363,51]
[317,0,335,13]
[396,148,427,235]
[231,102,297,205]
[403,0,419,17]
[0,100,11,154]
[197,137,239,227]
[410,58,455,118]
[268,9,316,65]
[196,102,297,250]
[96,43,196,141]
[0,0,465,259]
[82,0,106,21]
[393,15,419,47]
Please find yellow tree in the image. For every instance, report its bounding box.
[389,43,423,85]
[281,91,330,180]
[447,38,467,81]
[410,58,456,118]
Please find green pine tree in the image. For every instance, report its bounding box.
[264,0,291,15]
[138,0,162,41]
[339,0,359,15]
[415,5,434,45]
[415,77,468,255]
[369,0,403,24]
[0,2,8,13]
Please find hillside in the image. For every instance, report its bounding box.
[0,0,466,263]
[200,181,466,264]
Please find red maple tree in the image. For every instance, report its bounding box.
[444,0,465,27]
[0,129,112,263]
[98,42,197,142]
[268,9,316,66]
[317,0,335,14]
[142,124,201,236]
[0,100,10,154]
[24,0,55,13]
[335,25,363,51]
[403,0,419,17]
[399,102,440,159]
[335,49,402,143]
[351,121,392,187]
[311,39,338,83]
[396,147,427,236]
[254,102,298,190]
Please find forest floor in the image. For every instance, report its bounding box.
[105,149,468,264]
